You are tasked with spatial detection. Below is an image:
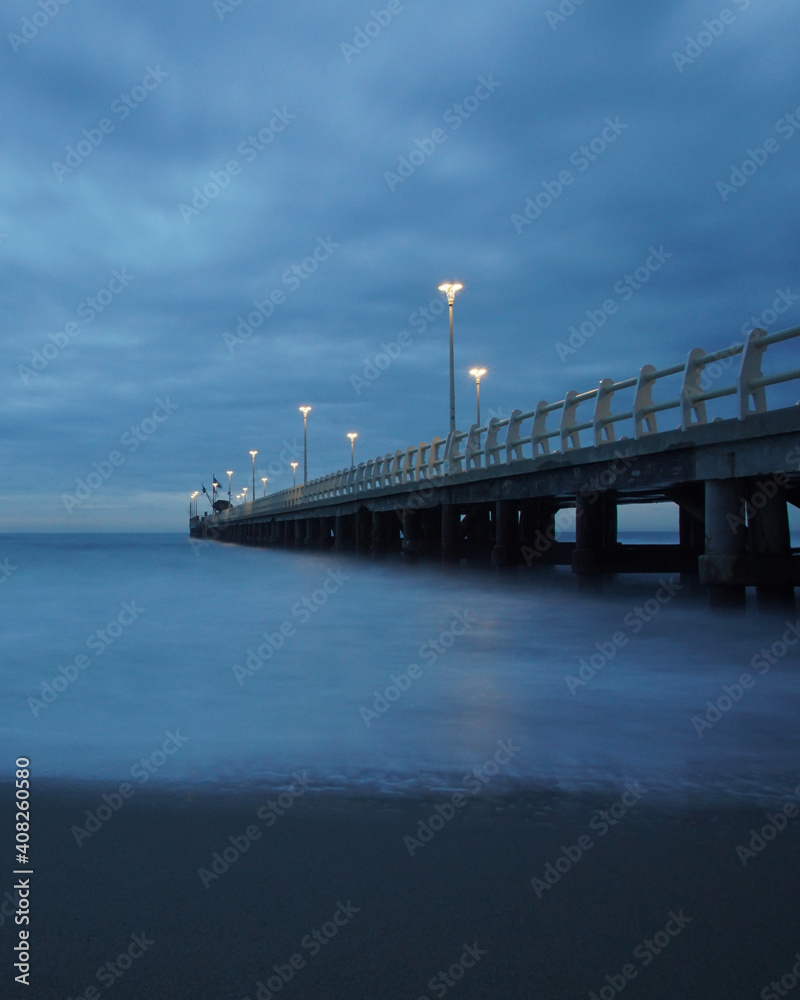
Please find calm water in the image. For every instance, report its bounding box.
[3,533,799,805]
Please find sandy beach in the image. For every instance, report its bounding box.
[5,782,798,999]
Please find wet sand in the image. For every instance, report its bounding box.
[5,782,800,999]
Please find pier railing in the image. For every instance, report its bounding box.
[219,324,800,518]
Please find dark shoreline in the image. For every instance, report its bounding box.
[4,783,800,999]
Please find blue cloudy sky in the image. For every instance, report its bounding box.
[3,0,799,530]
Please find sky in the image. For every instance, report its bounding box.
[3,0,799,531]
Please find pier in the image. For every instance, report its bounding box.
[191,325,800,608]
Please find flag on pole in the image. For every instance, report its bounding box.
[212,477,221,490]
[202,484,207,494]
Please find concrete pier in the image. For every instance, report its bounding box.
[192,384,800,609]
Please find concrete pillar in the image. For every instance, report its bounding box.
[572,492,609,582]
[519,502,559,566]
[441,504,461,562]
[601,491,618,549]
[402,508,425,556]
[699,479,748,608]
[747,480,795,611]
[372,510,399,553]
[276,520,287,546]
[356,509,372,552]
[679,504,704,551]
[492,500,518,566]
[335,513,355,551]
[305,518,320,549]
[318,517,334,550]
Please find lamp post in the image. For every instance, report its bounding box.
[290,461,299,486]
[261,476,268,497]
[249,450,257,502]
[299,406,311,484]
[347,432,358,468]
[469,368,487,426]
[438,282,463,434]
[226,470,233,505]
[242,485,248,505]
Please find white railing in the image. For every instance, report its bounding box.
[216,325,800,519]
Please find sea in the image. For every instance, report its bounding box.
[3,532,800,808]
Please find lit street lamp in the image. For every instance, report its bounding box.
[347,432,358,468]
[469,368,487,426]
[290,461,299,486]
[438,282,463,434]
[249,450,257,501]
[242,485,248,505]
[261,476,268,497]
[299,406,311,484]
[226,470,233,504]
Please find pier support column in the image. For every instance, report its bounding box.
[492,500,518,566]
[356,509,372,552]
[748,481,795,612]
[442,504,461,562]
[276,520,287,547]
[699,479,748,608]
[318,517,334,550]
[401,508,425,557]
[572,492,613,584]
[335,513,355,551]
[305,518,320,549]
[519,502,559,566]
[678,500,704,587]
[372,510,399,554]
